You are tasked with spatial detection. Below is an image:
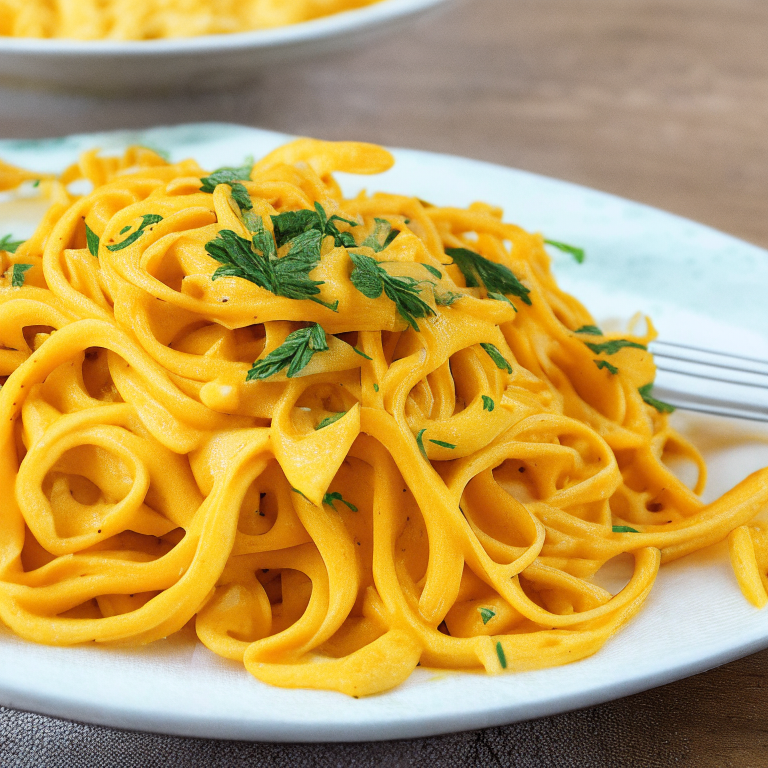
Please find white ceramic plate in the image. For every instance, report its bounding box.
[1,123,768,742]
[0,0,451,94]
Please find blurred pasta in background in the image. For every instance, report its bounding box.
[0,0,383,40]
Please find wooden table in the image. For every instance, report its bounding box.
[1,0,767,764]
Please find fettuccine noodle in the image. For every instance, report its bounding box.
[1,140,767,697]
[0,0,382,40]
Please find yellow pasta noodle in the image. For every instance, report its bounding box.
[0,0,383,40]
[1,139,767,697]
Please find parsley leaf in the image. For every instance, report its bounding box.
[416,428,428,459]
[119,225,131,235]
[85,223,100,257]
[482,395,495,412]
[373,383,380,393]
[585,339,647,355]
[349,252,436,331]
[638,383,676,414]
[594,359,618,374]
[479,607,496,625]
[315,412,346,430]
[0,234,24,254]
[230,182,253,212]
[272,203,358,250]
[107,214,163,252]
[246,324,329,381]
[206,224,337,311]
[434,290,463,306]
[480,343,512,374]
[429,439,456,449]
[422,264,443,279]
[445,247,531,306]
[495,641,507,669]
[11,263,33,287]
[353,347,372,361]
[361,218,400,252]
[323,491,358,512]
[291,487,310,501]
[612,525,640,533]
[544,238,585,264]
[199,161,253,194]
[575,325,602,336]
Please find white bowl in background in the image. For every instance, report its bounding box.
[0,0,452,94]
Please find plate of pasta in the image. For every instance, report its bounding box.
[1,122,768,742]
[0,0,450,93]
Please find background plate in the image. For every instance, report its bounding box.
[0,0,451,94]
[1,123,767,742]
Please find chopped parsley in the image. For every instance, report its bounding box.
[272,203,358,249]
[481,395,495,412]
[584,339,647,356]
[315,412,346,430]
[495,641,507,669]
[480,343,512,374]
[0,234,24,254]
[479,607,496,625]
[85,223,100,257]
[415,428,428,459]
[429,439,456,449]
[349,252,435,331]
[612,525,640,533]
[199,161,254,194]
[594,359,618,375]
[575,325,602,336]
[544,238,585,264]
[107,214,163,252]
[445,247,531,306]
[323,492,358,512]
[373,383,380,393]
[11,263,33,287]
[361,218,400,252]
[353,346,372,361]
[246,324,329,382]
[638,383,676,414]
[205,222,338,311]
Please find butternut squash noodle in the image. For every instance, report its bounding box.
[1,140,767,697]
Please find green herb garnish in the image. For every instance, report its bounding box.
[373,383,380,393]
[416,428,428,459]
[479,607,496,625]
[422,264,443,279]
[353,347,373,361]
[246,324,329,382]
[594,360,618,375]
[361,218,400,252]
[349,252,436,331]
[11,263,33,287]
[0,234,24,254]
[323,492,358,512]
[575,325,602,336]
[315,412,346,430]
[85,223,100,258]
[445,247,531,306]
[230,182,253,212]
[199,161,253,194]
[482,395,495,412]
[272,203,358,250]
[495,641,507,669]
[612,525,640,533]
[480,343,512,374]
[638,383,676,414]
[119,225,131,235]
[107,214,163,252]
[429,439,456,449]
[584,339,647,356]
[434,290,463,306]
[291,487,310,501]
[544,238,585,264]
[205,223,338,311]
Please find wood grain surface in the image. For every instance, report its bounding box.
[0,1,767,765]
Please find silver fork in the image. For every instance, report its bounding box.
[649,341,768,423]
